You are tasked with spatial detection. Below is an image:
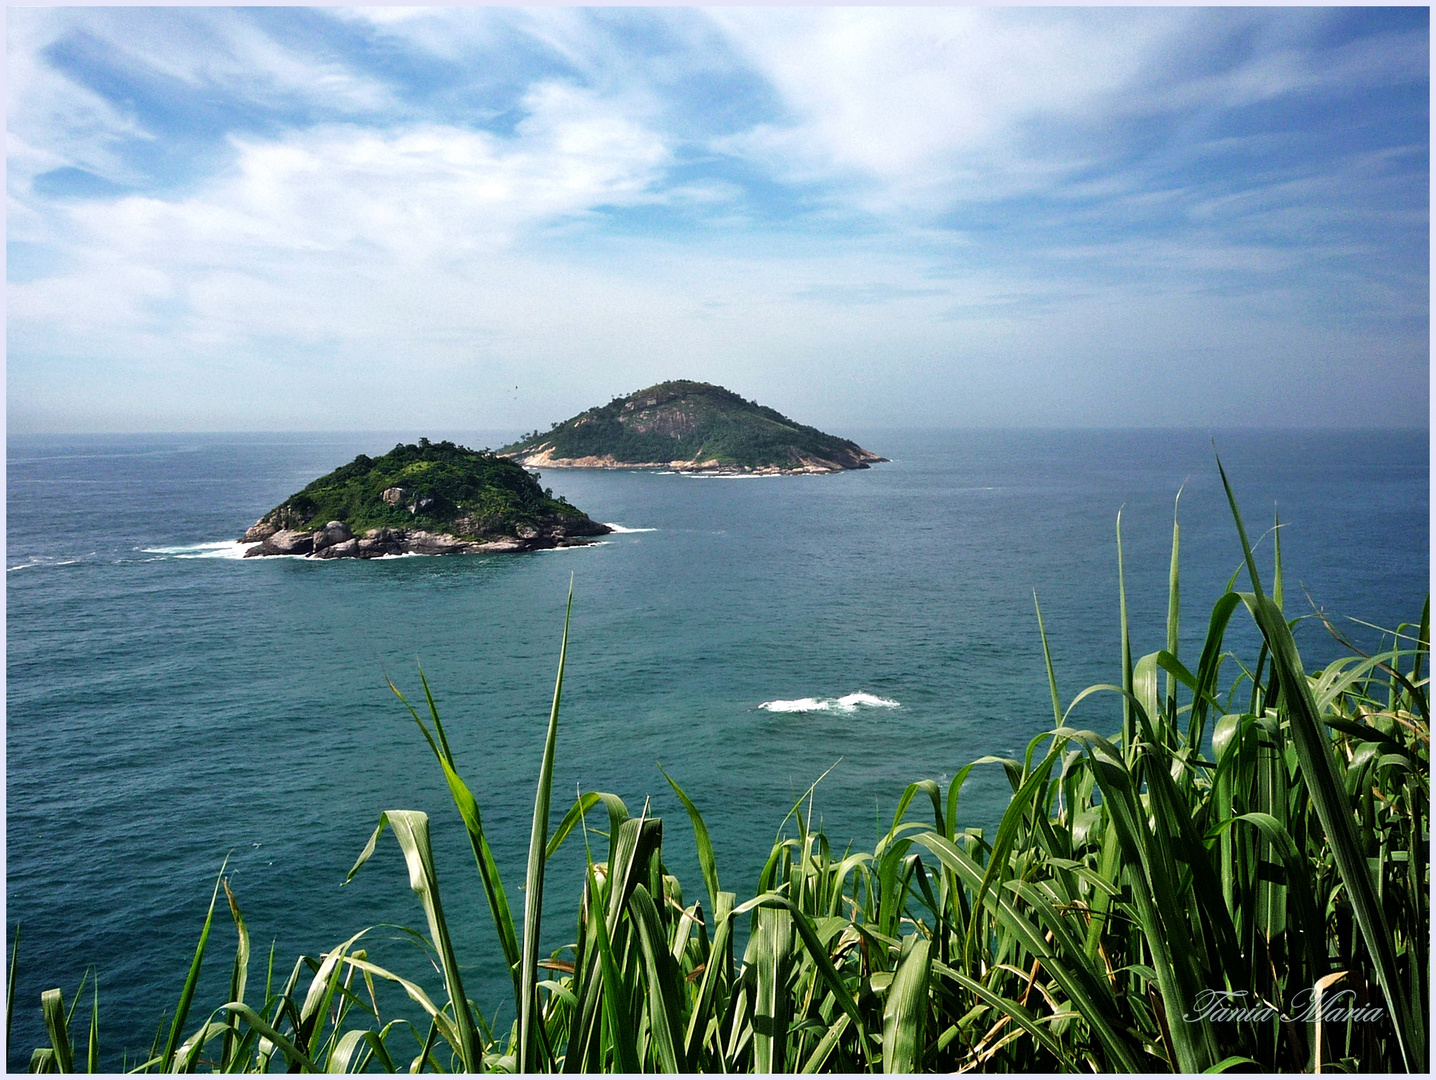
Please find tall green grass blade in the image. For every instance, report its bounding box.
[737,893,875,1066]
[933,960,1077,1071]
[28,1047,56,1073]
[1220,462,1423,1070]
[520,578,573,1073]
[962,739,1065,968]
[588,862,639,1074]
[86,979,98,1075]
[219,881,249,1070]
[389,677,522,999]
[1071,731,1217,1072]
[360,1026,401,1073]
[1167,488,1182,714]
[1205,1054,1261,1072]
[324,1028,367,1074]
[546,792,629,862]
[1216,813,1325,984]
[798,1013,849,1073]
[220,1003,320,1071]
[40,989,73,1074]
[174,1016,233,1072]
[660,767,721,917]
[629,884,688,1073]
[345,813,477,1070]
[684,896,733,1066]
[1034,591,1063,728]
[1118,507,1135,752]
[881,937,930,1073]
[1272,510,1283,611]
[746,902,793,1073]
[8,926,18,1052]
[336,956,461,1059]
[1245,590,1421,1069]
[1216,456,1265,600]
[297,931,368,1056]
[159,863,226,1073]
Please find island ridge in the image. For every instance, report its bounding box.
[500,380,885,474]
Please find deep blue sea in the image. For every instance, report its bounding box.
[5,428,1428,1069]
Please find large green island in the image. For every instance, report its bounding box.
[501,380,885,474]
[240,439,611,558]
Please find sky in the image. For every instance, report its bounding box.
[6,6,1429,433]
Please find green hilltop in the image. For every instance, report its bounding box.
[500,380,885,473]
[241,439,607,554]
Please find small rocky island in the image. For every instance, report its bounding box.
[501,380,885,475]
[241,439,611,559]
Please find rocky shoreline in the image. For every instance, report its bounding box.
[509,447,887,475]
[239,517,611,559]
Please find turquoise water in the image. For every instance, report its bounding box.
[6,428,1428,1068]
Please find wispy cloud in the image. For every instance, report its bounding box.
[6,7,1427,432]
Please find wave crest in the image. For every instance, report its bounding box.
[140,541,250,560]
[759,692,899,714]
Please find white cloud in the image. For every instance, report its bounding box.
[10,80,672,353]
[5,7,1426,432]
[6,11,151,196]
[705,8,1184,209]
[5,7,395,194]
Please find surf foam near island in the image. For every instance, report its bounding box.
[140,541,251,559]
[758,692,900,714]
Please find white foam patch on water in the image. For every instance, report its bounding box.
[539,541,610,552]
[11,555,99,571]
[141,541,251,560]
[759,692,900,714]
[604,524,657,533]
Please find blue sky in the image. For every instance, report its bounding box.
[6,7,1429,432]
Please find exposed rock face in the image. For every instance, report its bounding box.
[241,520,279,543]
[247,529,316,556]
[312,521,353,553]
[242,518,609,559]
[380,486,409,505]
[315,538,360,559]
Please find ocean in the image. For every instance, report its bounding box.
[5,428,1428,1069]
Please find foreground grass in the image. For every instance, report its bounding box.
[16,466,1429,1072]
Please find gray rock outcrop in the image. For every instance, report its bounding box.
[246,529,315,556]
[241,519,609,559]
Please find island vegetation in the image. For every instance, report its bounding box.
[239,439,610,558]
[15,469,1428,1073]
[501,380,886,474]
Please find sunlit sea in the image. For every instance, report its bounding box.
[6,428,1428,1068]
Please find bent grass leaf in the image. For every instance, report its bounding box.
[520,577,572,1074]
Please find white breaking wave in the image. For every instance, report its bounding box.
[539,541,610,552]
[759,692,900,714]
[141,541,250,560]
[604,524,657,533]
